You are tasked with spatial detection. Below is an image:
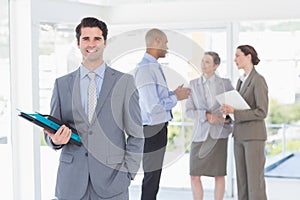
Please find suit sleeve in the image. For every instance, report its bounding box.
[123,75,144,179]
[224,78,235,91]
[234,75,268,123]
[44,79,64,150]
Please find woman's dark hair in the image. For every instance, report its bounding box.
[237,45,260,65]
[204,51,221,65]
[75,17,108,45]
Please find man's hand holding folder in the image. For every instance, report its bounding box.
[18,111,81,146]
[44,125,71,145]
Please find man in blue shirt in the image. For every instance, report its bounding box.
[135,28,191,200]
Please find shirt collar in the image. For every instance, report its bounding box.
[201,74,216,84]
[239,73,248,83]
[143,52,159,64]
[239,68,253,82]
[80,62,106,80]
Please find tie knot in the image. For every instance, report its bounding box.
[88,72,96,80]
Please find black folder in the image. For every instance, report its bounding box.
[18,111,82,146]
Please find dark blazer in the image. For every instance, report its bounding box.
[45,66,144,199]
[233,68,268,141]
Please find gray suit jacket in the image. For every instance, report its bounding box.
[45,66,144,199]
[233,68,268,141]
[185,75,234,142]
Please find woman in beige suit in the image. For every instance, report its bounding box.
[186,52,234,200]
[221,45,268,200]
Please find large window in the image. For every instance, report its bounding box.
[37,23,232,197]
[34,18,300,199]
[109,27,229,155]
[39,22,79,199]
[239,20,300,157]
[109,27,231,191]
[0,0,13,199]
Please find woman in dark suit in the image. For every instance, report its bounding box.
[221,45,268,200]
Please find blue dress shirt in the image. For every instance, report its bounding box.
[80,62,106,115]
[135,53,177,125]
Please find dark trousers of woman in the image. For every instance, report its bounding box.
[141,122,168,200]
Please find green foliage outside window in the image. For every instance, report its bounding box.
[41,132,47,146]
[265,98,300,155]
[267,99,300,124]
[266,140,300,156]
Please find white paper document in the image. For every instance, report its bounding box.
[215,90,250,120]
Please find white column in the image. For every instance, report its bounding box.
[10,0,41,199]
[225,22,240,198]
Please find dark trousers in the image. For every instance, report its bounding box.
[141,122,168,200]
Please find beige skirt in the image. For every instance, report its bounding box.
[190,135,228,177]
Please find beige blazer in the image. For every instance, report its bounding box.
[186,74,234,142]
[233,68,269,141]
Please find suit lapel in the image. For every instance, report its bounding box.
[239,69,256,95]
[91,66,117,124]
[70,69,89,124]
[215,75,225,95]
[197,77,209,109]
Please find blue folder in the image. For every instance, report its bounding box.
[18,111,82,146]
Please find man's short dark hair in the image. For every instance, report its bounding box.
[75,17,108,44]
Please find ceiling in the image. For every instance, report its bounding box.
[70,0,202,6]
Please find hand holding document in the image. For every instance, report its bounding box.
[216,90,250,120]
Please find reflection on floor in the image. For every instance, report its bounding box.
[265,152,300,179]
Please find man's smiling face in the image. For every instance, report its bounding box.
[78,27,106,65]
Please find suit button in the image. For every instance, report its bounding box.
[89,131,92,135]
[85,152,88,157]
